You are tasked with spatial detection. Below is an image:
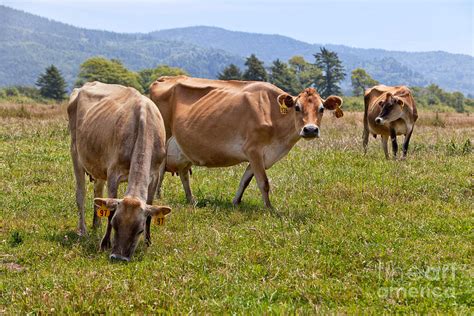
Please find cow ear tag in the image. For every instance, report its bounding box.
[153,214,165,226]
[279,101,288,114]
[96,204,111,217]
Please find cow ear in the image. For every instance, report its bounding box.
[94,198,120,210]
[145,205,172,217]
[395,97,404,107]
[277,94,295,108]
[323,96,343,110]
[323,96,344,118]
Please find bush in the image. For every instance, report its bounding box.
[76,57,144,93]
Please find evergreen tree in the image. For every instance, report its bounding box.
[243,54,268,81]
[218,64,243,80]
[270,59,301,95]
[35,65,67,100]
[313,47,346,97]
[351,68,379,96]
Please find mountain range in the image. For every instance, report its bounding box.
[1,5,472,95]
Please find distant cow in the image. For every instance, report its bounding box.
[363,85,418,159]
[68,82,171,261]
[150,76,344,208]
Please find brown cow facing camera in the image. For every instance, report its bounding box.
[363,85,418,159]
[68,81,171,262]
[150,76,344,209]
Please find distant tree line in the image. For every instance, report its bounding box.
[218,47,346,98]
[0,53,472,113]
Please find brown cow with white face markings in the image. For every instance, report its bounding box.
[68,82,171,261]
[363,85,418,159]
[150,76,344,209]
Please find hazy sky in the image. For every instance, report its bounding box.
[2,0,473,55]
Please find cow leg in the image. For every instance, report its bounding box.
[156,159,166,199]
[381,135,389,159]
[71,145,87,236]
[100,175,119,251]
[92,179,105,229]
[402,127,414,159]
[390,128,398,159]
[362,119,369,154]
[179,167,195,204]
[247,151,272,209]
[232,164,254,206]
[145,175,159,246]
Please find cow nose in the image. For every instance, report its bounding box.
[301,125,319,137]
[110,253,130,262]
[375,117,383,125]
[303,125,319,134]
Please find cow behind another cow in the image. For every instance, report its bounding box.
[68,81,171,261]
[363,85,418,159]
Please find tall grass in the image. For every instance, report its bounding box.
[0,104,472,313]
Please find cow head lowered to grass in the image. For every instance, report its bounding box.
[94,197,171,262]
[277,87,343,139]
[68,81,172,262]
[150,76,344,209]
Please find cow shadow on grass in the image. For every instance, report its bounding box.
[45,228,103,257]
[194,196,260,212]
[192,195,286,219]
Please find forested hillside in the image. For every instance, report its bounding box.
[0,6,243,89]
[1,5,472,94]
[152,26,473,94]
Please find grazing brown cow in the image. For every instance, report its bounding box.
[363,85,418,159]
[68,82,171,261]
[150,76,344,208]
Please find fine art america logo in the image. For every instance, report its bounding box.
[376,262,466,299]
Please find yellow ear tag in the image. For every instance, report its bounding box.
[153,215,165,226]
[279,101,288,115]
[96,205,111,218]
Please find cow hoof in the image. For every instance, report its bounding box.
[145,239,152,247]
[77,226,87,237]
[232,198,241,206]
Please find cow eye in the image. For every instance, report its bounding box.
[295,104,301,112]
[318,105,324,113]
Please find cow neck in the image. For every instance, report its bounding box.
[124,108,152,201]
[278,110,301,147]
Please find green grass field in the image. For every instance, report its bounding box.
[1,103,473,313]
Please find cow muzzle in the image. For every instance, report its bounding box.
[110,253,130,262]
[300,125,320,139]
[375,117,385,125]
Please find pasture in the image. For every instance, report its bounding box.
[1,103,472,313]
